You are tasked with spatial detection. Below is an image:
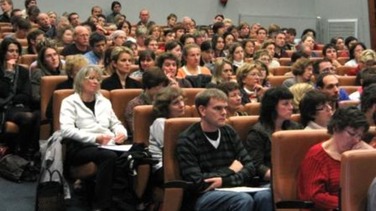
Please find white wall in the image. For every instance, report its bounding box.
[12,0,370,46]
[314,0,371,47]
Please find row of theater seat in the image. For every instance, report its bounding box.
[39,75,360,139]
[162,118,376,211]
[46,79,373,210]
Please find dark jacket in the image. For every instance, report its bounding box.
[101,73,142,91]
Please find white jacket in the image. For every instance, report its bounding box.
[60,92,127,144]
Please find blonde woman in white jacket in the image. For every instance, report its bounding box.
[60,65,127,210]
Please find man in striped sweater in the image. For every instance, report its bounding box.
[176,88,273,211]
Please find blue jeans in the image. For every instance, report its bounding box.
[195,189,273,211]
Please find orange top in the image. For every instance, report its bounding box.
[177,65,212,78]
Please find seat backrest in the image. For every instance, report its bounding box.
[243,102,261,115]
[133,105,194,145]
[53,89,110,131]
[20,54,37,66]
[40,75,68,121]
[272,129,330,203]
[163,118,200,183]
[110,89,142,127]
[269,66,292,76]
[228,115,259,142]
[339,85,359,95]
[337,57,350,66]
[182,88,205,105]
[336,66,354,75]
[268,75,292,87]
[340,149,376,211]
[278,58,291,66]
[16,39,28,47]
[338,76,356,86]
[338,100,360,108]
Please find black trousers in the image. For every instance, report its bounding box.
[67,142,117,209]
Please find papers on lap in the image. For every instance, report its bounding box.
[99,144,132,151]
[216,186,269,193]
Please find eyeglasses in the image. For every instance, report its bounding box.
[248,72,262,77]
[316,103,332,111]
[345,129,363,139]
[85,76,102,83]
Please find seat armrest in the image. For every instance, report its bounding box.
[164,180,194,189]
[276,200,314,209]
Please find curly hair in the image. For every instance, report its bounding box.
[291,58,313,76]
[327,106,369,134]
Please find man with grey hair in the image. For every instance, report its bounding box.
[61,25,91,56]
[136,9,155,28]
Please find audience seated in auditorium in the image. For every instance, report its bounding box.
[101,46,142,90]
[344,42,366,68]
[322,43,342,68]
[217,81,248,117]
[46,54,89,120]
[84,32,107,66]
[60,25,91,56]
[289,82,314,113]
[149,86,185,187]
[361,84,376,127]
[261,41,281,68]
[176,88,273,211]
[124,67,168,135]
[245,87,302,183]
[0,37,40,159]
[0,0,12,23]
[299,90,333,129]
[236,62,267,104]
[156,52,192,88]
[226,42,244,74]
[282,58,313,88]
[31,44,65,107]
[316,72,348,110]
[60,65,128,211]
[129,49,156,81]
[298,106,372,210]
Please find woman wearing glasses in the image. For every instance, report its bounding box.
[60,65,128,210]
[236,62,267,104]
[298,106,372,210]
[299,90,333,129]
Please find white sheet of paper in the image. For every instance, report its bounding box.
[216,186,269,193]
[99,144,132,151]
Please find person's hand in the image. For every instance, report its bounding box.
[6,59,17,71]
[114,132,127,145]
[229,160,243,173]
[96,134,113,145]
[264,169,271,181]
[204,177,222,192]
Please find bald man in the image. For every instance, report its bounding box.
[61,25,91,56]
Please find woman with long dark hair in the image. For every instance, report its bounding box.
[245,87,302,183]
[0,37,39,158]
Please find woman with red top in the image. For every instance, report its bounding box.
[298,106,373,210]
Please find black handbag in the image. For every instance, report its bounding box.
[35,168,65,211]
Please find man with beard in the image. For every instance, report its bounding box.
[316,72,341,110]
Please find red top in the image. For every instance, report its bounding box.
[298,143,339,210]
